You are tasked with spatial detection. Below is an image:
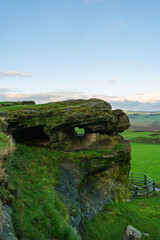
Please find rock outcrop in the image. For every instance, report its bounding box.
[0,98,131,234]
[0,98,129,150]
[0,204,18,240]
[123,225,142,240]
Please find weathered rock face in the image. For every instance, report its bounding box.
[0,204,18,240]
[0,98,130,150]
[0,98,131,235]
[55,143,131,234]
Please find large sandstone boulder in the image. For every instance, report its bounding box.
[0,98,130,151]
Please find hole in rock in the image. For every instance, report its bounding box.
[12,126,50,146]
[73,127,85,137]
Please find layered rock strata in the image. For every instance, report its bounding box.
[0,98,129,150]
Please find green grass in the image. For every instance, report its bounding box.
[85,130,160,240]
[0,132,10,150]
[131,143,160,183]
[74,127,85,135]
[85,194,160,240]
[0,101,19,105]
[121,130,160,182]
[6,144,80,240]
[121,130,160,143]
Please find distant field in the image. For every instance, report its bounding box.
[121,130,160,182]
[125,111,160,131]
[121,130,160,144]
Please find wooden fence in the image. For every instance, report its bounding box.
[129,173,156,197]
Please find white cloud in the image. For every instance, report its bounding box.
[115,20,125,28]
[95,91,160,104]
[95,60,112,66]
[100,61,112,64]
[82,0,103,5]
[0,90,89,103]
[127,61,143,66]
[0,89,160,111]
[109,79,117,84]
[0,71,32,78]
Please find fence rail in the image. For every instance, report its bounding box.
[129,173,157,197]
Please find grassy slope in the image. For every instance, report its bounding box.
[85,195,160,240]
[6,145,119,240]
[6,144,81,240]
[85,130,160,240]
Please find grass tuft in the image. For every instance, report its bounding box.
[0,132,15,183]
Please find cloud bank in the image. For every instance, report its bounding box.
[127,61,143,66]
[0,71,32,78]
[0,89,160,111]
[109,79,117,84]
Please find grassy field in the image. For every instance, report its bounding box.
[131,143,160,183]
[126,111,160,127]
[121,130,160,144]
[85,130,160,240]
[121,130,160,182]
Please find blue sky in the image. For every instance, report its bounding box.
[0,0,160,110]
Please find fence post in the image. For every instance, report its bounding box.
[135,186,138,196]
[147,187,149,197]
[153,181,155,191]
[131,173,133,184]
[144,175,147,187]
